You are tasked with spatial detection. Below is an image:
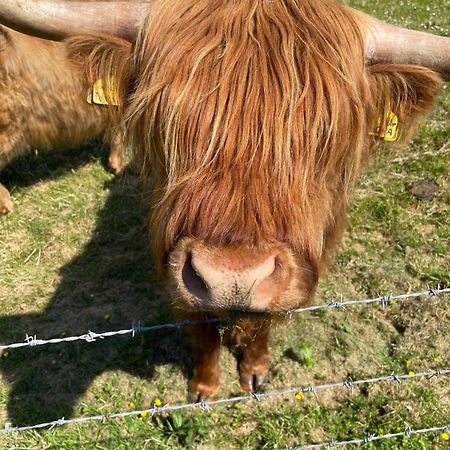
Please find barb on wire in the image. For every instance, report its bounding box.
[289,423,450,449]
[1,369,448,435]
[1,288,448,353]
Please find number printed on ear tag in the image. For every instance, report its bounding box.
[383,111,398,142]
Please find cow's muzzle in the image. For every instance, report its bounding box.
[168,239,294,312]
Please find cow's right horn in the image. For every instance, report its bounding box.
[354,10,450,81]
[0,1,150,42]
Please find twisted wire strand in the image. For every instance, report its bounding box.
[1,288,448,352]
[289,423,450,449]
[1,369,448,434]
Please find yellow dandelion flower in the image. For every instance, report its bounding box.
[441,432,449,441]
[408,371,415,377]
[103,313,110,321]
[405,359,412,367]
[129,402,135,409]
[295,392,303,401]
[140,411,148,418]
[433,356,440,363]
[60,331,67,337]
[2,351,9,358]
[154,398,162,407]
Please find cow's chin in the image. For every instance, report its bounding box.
[166,237,317,316]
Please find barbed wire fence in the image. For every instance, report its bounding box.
[0,287,449,448]
[289,423,450,449]
[1,369,449,435]
[1,287,448,352]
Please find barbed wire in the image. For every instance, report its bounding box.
[289,423,450,449]
[0,318,220,352]
[1,287,448,352]
[288,287,449,314]
[1,368,448,434]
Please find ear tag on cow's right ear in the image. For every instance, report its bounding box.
[87,78,120,106]
[383,111,399,142]
[373,111,399,142]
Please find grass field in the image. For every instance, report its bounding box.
[0,0,449,448]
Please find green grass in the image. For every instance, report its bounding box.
[1,1,449,448]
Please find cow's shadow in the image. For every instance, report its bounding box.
[0,156,192,426]
[1,139,113,191]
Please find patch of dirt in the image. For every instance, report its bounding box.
[410,180,441,201]
[230,420,258,436]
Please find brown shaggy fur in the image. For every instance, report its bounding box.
[0,26,124,214]
[66,0,443,398]
[118,0,440,275]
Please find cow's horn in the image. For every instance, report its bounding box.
[356,10,450,81]
[0,1,150,42]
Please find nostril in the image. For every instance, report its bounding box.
[182,252,210,301]
[251,255,286,301]
[273,256,282,278]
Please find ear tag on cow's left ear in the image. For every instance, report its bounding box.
[87,78,120,106]
[373,111,399,142]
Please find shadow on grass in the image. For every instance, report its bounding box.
[0,164,192,426]
[1,138,113,191]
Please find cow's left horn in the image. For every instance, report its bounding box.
[0,1,150,42]
[355,10,450,81]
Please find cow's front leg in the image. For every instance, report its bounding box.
[187,323,221,402]
[0,115,17,214]
[107,130,124,176]
[236,324,271,393]
[0,182,14,214]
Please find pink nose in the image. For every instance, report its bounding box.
[179,244,288,311]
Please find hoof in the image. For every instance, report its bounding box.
[0,185,15,215]
[239,373,267,393]
[108,157,124,176]
[187,379,220,403]
[187,390,204,403]
[187,389,218,404]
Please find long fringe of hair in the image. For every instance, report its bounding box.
[66,0,442,273]
[127,0,371,262]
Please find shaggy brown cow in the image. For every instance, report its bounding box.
[0,25,124,214]
[2,0,448,401]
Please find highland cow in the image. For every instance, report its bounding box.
[1,0,448,401]
[0,25,124,214]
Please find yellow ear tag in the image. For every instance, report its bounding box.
[373,111,399,142]
[87,78,120,106]
[383,111,399,142]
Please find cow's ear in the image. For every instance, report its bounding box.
[368,64,443,141]
[65,34,132,116]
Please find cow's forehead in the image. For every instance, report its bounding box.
[135,0,368,177]
[125,0,378,258]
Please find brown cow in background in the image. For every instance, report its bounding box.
[0,25,124,214]
[1,0,448,401]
